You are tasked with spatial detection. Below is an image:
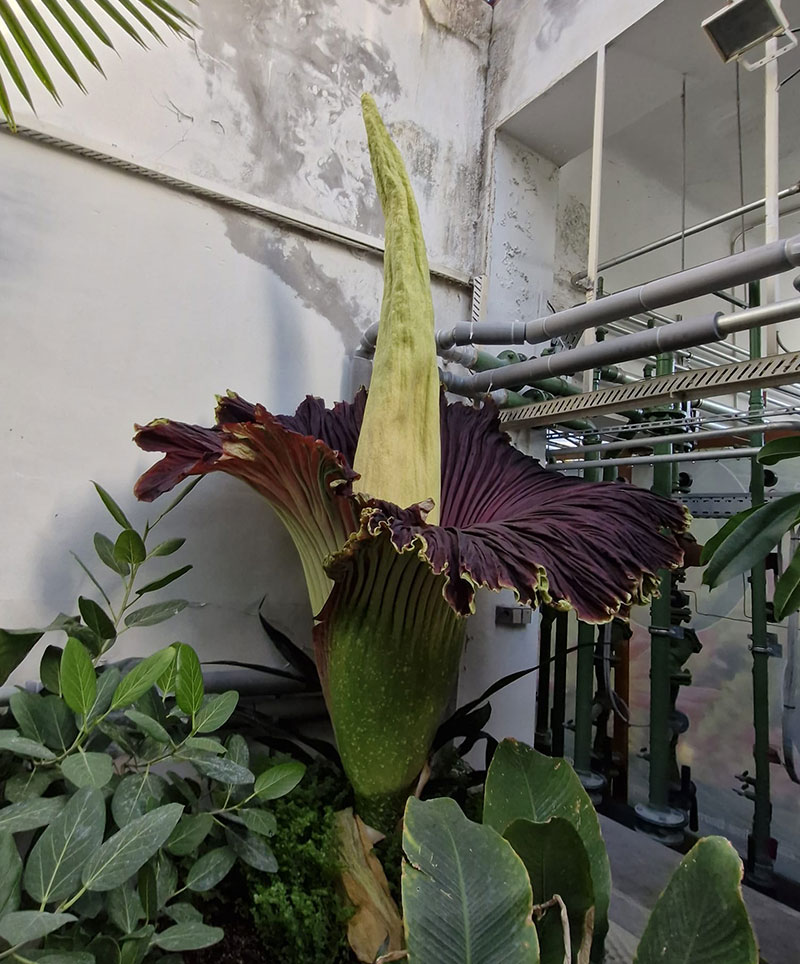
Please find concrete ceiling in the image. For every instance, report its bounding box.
[501,0,800,216]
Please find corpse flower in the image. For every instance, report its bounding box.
[134,96,687,830]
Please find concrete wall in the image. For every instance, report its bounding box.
[0,0,490,682]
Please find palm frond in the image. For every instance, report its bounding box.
[0,0,196,130]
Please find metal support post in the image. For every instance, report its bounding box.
[535,607,554,753]
[551,610,569,758]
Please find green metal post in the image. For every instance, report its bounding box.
[747,281,774,889]
[551,611,569,757]
[574,447,604,797]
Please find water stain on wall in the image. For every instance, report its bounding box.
[420,0,492,53]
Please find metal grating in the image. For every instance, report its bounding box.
[500,352,800,428]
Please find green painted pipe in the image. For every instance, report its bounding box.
[574,451,600,778]
[647,352,675,812]
[747,281,774,888]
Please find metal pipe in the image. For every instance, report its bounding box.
[571,183,800,282]
[548,447,761,471]
[548,419,800,458]
[765,37,780,354]
[586,46,606,299]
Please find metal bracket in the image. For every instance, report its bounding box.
[495,605,533,627]
[682,492,792,518]
[749,632,782,657]
[649,625,685,640]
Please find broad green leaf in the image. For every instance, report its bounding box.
[125,709,170,744]
[153,851,177,908]
[27,953,94,964]
[93,482,132,530]
[225,733,249,769]
[87,935,120,964]
[124,600,188,629]
[164,771,198,806]
[9,691,77,751]
[111,772,167,828]
[24,787,105,904]
[135,565,192,596]
[194,691,238,733]
[40,645,63,695]
[758,435,800,465]
[165,902,202,924]
[184,736,224,754]
[174,643,203,715]
[225,828,277,872]
[238,809,277,838]
[111,648,176,710]
[60,637,97,716]
[185,846,236,892]
[71,887,104,919]
[774,543,800,621]
[504,818,594,964]
[114,530,146,567]
[150,538,185,557]
[0,730,56,760]
[107,882,144,935]
[138,863,158,920]
[0,830,22,916]
[82,802,183,892]
[0,627,44,685]
[94,531,129,575]
[699,506,760,566]
[402,797,539,964]
[118,929,153,964]
[253,761,306,800]
[78,597,116,642]
[165,812,213,856]
[0,911,75,946]
[188,755,254,785]
[154,922,223,951]
[704,494,800,589]
[61,751,114,789]
[0,796,66,833]
[86,667,122,723]
[5,768,55,803]
[484,740,611,948]
[156,647,178,696]
[634,837,757,964]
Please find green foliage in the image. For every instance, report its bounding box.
[0,0,197,132]
[250,762,353,964]
[0,483,306,964]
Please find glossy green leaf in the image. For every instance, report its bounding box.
[156,646,179,696]
[484,740,611,949]
[0,26,33,114]
[165,812,213,856]
[188,755,254,785]
[114,530,146,567]
[107,882,144,935]
[86,667,122,723]
[699,506,760,566]
[9,691,77,751]
[87,935,120,964]
[504,818,594,964]
[225,733,249,769]
[111,647,176,709]
[118,929,153,964]
[0,830,22,916]
[703,494,800,589]
[153,851,177,907]
[135,565,192,596]
[225,828,277,872]
[165,902,202,924]
[154,922,223,952]
[94,532,129,576]
[150,538,185,557]
[184,736,224,754]
[194,691,238,733]
[237,808,277,838]
[175,643,203,715]
[0,627,44,686]
[60,637,97,716]
[111,772,167,828]
[253,761,306,800]
[402,797,539,964]
[125,709,170,744]
[0,796,66,833]
[61,751,114,789]
[78,596,116,641]
[634,837,757,964]
[24,787,105,904]
[40,645,63,695]
[0,0,59,102]
[185,846,236,892]
[82,803,183,892]
[0,911,75,946]
[124,600,188,629]
[0,730,56,760]
[774,543,800,621]
[758,436,800,465]
[38,0,105,69]
[137,862,158,920]
[93,482,132,529]
[16,0,86,90]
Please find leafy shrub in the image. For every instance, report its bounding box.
[0,482,306,963]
